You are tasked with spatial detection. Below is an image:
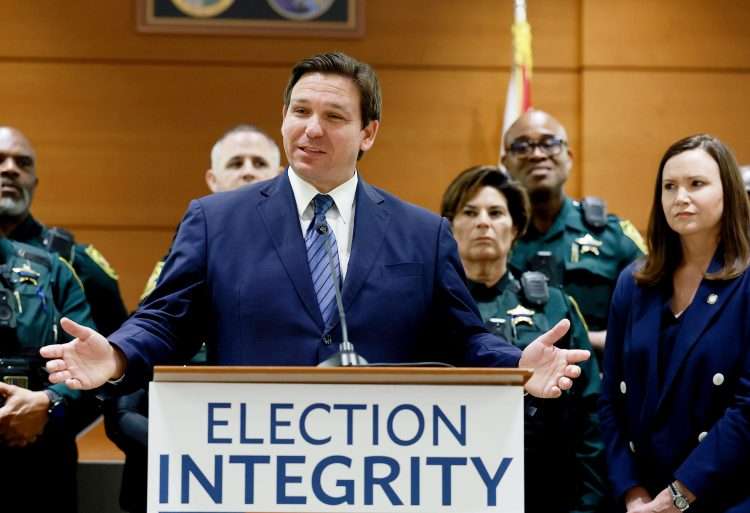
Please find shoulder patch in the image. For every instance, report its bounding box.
[84,245,119,280]
[619,219,647,255]
[140,260,165,302]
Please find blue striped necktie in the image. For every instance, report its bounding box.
[306,194,341,327]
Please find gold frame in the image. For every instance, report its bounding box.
[136,0,364,38]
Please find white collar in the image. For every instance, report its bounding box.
[287,166,358,224]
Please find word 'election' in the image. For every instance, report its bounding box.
[207,402,467,446]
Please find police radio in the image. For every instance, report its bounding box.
[0,265,17,330]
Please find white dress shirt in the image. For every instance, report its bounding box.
[287,167,357,279]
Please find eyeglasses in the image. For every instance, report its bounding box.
[507,137,566,158]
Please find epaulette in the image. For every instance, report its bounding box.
[580,196,608,229]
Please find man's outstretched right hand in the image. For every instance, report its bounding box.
[40,317,127,390]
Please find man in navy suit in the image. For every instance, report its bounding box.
[41,52,587,399]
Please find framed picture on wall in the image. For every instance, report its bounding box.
[136,0,364,38]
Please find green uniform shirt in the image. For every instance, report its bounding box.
[0,237,94,404]
[9,214,128,336]
[469,272,606,513]
[509,197,645,331]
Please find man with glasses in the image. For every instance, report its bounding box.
[502,110,645,355]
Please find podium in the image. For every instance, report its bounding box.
[148,366,530,513]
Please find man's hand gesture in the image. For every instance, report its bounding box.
[520,319,590,398]
[40,317,126,390]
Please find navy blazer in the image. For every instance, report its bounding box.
[599,258,750,512]
[109,172,521,383]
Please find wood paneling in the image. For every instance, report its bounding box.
[72,228,177,310]
[581,70,750,231]
[2,61,288,227]
[583,0,750,69]
[0,1,578,69]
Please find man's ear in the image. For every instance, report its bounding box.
[359,120,380,153]
[205,169,218,193]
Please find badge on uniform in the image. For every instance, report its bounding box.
[572,233,603,262]
[11,263,40,286]
[506,304,535,327]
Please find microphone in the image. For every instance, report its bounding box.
[314,223,451,369]
[317,223,368,367]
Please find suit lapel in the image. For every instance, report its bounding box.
[655,259,741,413]
[257,173,323,328]
[340,179,390,314]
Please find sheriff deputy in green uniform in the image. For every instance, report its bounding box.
[502,110,645,353]
[0,127,128,337]
[442,165,606,513]
[0,236,95,513]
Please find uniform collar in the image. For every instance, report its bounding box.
[287,166,358,225]
[467,271,516,301]
[7,214,44,243]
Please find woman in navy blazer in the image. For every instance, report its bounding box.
[600,134,750,513]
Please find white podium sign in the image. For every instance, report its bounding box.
[148,371,525,513]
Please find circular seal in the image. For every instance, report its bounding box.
[171,0,235,18]
[266,0,335,21]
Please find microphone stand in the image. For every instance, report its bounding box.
[317,224,368,367]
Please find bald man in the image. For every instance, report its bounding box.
[205,124,283,193]
[502,110,645,353]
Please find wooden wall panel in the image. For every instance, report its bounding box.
[1,61,288,227]
[72,228,176,310]
[583,0,750,69]
[581,71,750,231]
[0,1,578,69]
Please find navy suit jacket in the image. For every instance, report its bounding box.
[109,172,521,384]
[599,258,750,512]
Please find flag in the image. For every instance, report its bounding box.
[500,0,533,160]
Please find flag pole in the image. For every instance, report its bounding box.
[500,0,533,163]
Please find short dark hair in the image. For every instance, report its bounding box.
[441,165,530,241]
[635,133,750,286]
[283,52,381,128]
